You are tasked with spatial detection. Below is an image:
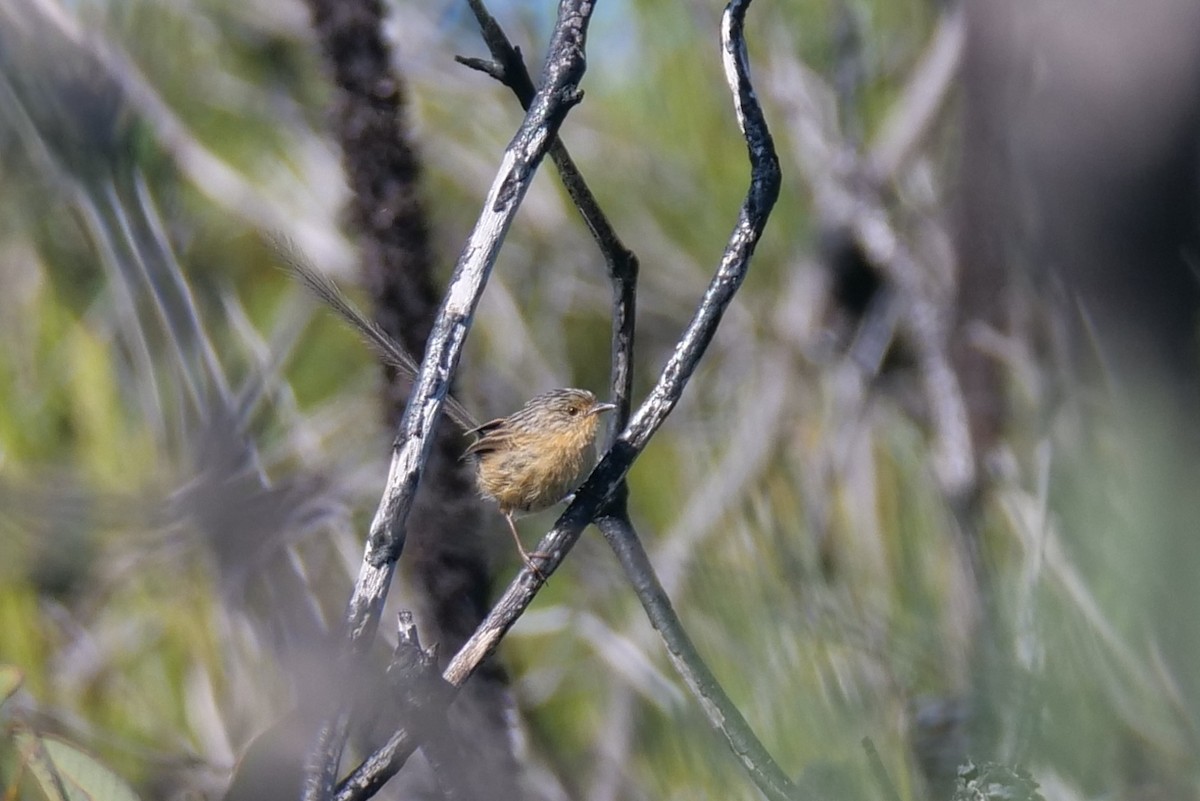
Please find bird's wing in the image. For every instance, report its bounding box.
[462,419,510,457]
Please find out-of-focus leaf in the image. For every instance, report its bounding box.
[0,664,21,706]
[14,731,69,801]
[14,731,142,801]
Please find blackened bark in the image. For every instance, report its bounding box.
[302,1,520,798]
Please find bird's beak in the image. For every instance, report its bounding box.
[589,402,617,416]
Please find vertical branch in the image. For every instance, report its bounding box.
[302,2,599,798]
[299,0,521,796]
[442,0,782,683]
[590,5,798,801]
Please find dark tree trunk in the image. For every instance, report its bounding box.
[302,1,522,798]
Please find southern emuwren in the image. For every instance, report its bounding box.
[281,247,615,573]
[464,388,615,571]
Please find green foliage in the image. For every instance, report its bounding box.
[2,666,144,801]
[13,732,144,801]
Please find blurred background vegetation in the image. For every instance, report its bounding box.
[2,0,1200,799]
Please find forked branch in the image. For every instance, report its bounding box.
[456,0,638,429]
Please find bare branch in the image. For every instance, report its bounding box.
[334,726,420,801]
[441,0,781,683]
[302,1,599,797]
[386,614,470,801]
[588,12,795,798]
[596,515,801,801]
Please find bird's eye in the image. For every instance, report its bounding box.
[566,405,579,416]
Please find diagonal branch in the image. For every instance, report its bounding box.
[334,0,785,797]
[443,0,780,689]
[588,7,799,801]
[596,514,800,801]
[301,2,599,798]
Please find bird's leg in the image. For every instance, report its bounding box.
[505,512,549,579]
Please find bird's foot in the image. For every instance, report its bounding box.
[519,547,551,581]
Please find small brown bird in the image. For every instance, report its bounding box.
[279,246,615,573]
[465,388,615,571]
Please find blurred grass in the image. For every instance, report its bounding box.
[1,0,1197,800]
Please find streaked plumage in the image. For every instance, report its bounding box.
[465,388,615,573]
[465,388,611,514]
[279,245,615,575]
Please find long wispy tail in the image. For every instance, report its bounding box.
[272,238,479,432]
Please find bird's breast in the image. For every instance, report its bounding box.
[475,430,595,515]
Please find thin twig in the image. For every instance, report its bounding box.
[596,515,800,801]
[387,613,470,801]
[301,2,599,798]
[457,0,639,432]
[592,9,795,798]
[588,353,793,801]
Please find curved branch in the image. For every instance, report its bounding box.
[587,10,797,799]
[443,0,779,686]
